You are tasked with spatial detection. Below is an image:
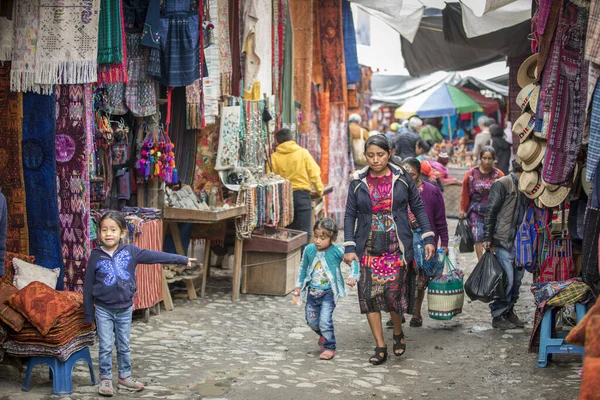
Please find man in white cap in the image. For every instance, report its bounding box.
[482,160,527,330]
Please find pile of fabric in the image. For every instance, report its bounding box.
[1,279,95,363]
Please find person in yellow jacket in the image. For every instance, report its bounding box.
[270,128,324,243]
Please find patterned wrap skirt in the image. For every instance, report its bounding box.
[358,252,417,315]
[469,212,485,243]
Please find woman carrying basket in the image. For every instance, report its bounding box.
[343,135,435,365]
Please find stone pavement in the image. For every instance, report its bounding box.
[0,221,583,400]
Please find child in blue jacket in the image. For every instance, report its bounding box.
[293,218,359,360]
[84,211,195,397]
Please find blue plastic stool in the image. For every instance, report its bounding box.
[22,346,97,395]
[537,303,586,368]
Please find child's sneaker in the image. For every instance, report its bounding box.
[98,379,114,397]
[117,376,144,392]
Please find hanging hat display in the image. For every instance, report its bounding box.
[539,164,579,208]
[517,54,539,88]
[519,170,545,199]
[516,84,540,113]
[513,112,537,143]
[517,139,546,171]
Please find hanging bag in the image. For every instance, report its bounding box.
[455,218,475,253]
[427,255,464,320]
[515,204,538,272]
[465,250,507,303]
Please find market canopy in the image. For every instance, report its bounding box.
[350,0,532,43]
[394,83,483,120]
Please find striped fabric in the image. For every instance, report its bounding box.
[133,219,164,310]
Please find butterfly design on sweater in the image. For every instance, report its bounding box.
[97,251,132,286]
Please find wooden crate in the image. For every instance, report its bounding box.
[244,228,307,253]
[242,248,302,296]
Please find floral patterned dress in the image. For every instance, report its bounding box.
[358,172,416,315]
[465,168,503,242]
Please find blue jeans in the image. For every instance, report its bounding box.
[95,305,133,380]
[489,248,525,318]
[305,289,336,350]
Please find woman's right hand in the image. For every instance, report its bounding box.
[344,252,359,266]
[458,211,466,219]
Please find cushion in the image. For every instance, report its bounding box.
[12,258,60,290]
[8,282,79,336]
[0,281,25,332]
[2,252,35,284]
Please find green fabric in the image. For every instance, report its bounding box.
[97,0,123,65]
[447,85,482,115]
[281,2,295,125]
[419,125,444,143]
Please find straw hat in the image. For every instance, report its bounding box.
[516,84,540,113]
[517,54,539,88]
[517,139,546,171]
[513,112,537,143]
[539,164,579,208]
[519,170,545,199]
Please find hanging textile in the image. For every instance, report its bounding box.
[308,83,322,163]
[541,3,589,186]
[242,0,272,100]
[147,0,200,87]
[342,0,360,84]
[319,91,330,184]
[327,103,350,227]
[318,0,347,104]
[0,64,29,254]
[312,0,323,85]
[229,0,241,97]
[170,87,197,185]
[193,124,223,199]
[98,0,128,84]
[132,218,164,310]
[56,85,92,293]
[10,0,48,94]
[281,2,295,125]
[203,0,222,125]
[290,0,313,134]
[218,0,232,96]
[272,0,287,113]
[22,93,64,284]
[98,0,124,65]
[588,80,600,182]
[0,17,13,62]
[35,0,101,86]
[215,106,242,171]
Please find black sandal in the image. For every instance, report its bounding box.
[369,346,388,365]
[410,316,423,327]
[393,332,406,357]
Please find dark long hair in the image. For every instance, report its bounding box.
[364,134,391,154]
[480,146,496,160]
[99,210,128,232]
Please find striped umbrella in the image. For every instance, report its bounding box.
[395,83,483,120]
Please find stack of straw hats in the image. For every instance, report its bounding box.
[513,54,579,208]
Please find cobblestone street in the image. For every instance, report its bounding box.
[0,223,583,400]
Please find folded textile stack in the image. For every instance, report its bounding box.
[3,331,95,362]
[0,281,96,361]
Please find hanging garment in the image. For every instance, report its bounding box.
[542,3,589,185]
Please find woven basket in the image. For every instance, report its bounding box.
[427,278,464,320]
[442,181,462,219]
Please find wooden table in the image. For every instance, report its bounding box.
[161,205,247,309]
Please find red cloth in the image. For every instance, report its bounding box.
[133,219,164,310]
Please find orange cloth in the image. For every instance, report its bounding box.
[290,0,313,134]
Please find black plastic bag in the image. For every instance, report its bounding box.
[455,218,474,253]
[465,251,507,303]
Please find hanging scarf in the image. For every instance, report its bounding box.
[97,0,129,84]
[22,93,64,283]
[0,64,29,254]
[35,0,101,86]
[98,0,124,64]
[0,17,13,62]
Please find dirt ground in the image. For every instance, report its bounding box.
[0,219,583,400]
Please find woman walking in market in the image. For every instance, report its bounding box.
[458,146,504,260]
[402,157,448,328]
[343,135,436,365]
